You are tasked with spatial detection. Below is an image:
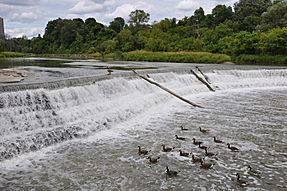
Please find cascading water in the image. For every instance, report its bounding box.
[0,69,286,190]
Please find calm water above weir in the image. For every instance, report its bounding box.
[0,60,286,190]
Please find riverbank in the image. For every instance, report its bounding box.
[0,52,26,58]
[233,54,287,66]
[33,52,287,65]
[36,51,232,64]
[119,51,231,64]
[1,51,287,65]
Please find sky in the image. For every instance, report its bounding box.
[0,0,237,38]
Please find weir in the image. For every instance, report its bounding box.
[0,68,193,93]
[0,69,286,162]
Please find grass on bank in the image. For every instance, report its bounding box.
[119,51,231,64]
[0,52,25,58]
[2,51,286,66]
[233,54,287,65]
[36,53,96,59]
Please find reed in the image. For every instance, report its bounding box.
[36,53,95,59]
[233,54,287,65]
[0,52,25,58]
[120,51,231,64]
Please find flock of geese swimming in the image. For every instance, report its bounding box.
[137,125,261,187]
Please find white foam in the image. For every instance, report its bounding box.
[0,69,286,164]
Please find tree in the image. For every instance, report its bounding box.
[217,36,235,54]
[201,20,236,52]
[128,10,150,27]
[257,1,287,31]
[109,17,125,33]
[70,32,84,53]
[176,38,204,51]
[234,0,272,18]
[144,28,172,52]
[194,7,205,25]
[0,39,4,52]
[85,18,104,41]
[85,18,97,26]
[44,18,63,48]
[259,27,287,55]
[242,15,261,32]
[229,31,261,55]
[116,28,134,51]
[30,36,46,54]
[211,5,234,26]
[98,39,116,59]
[234,0,272,30]
[154,18,177,32]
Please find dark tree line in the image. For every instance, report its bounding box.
[1,0,287,56]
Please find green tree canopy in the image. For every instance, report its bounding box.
[128,10,150,27]
[211,5,234,26]
[259,27,287,54]
[234,0,272,30]
[194,7,205,25]
[257,1,287,31]
[234,0,272,17]
[109,17,125,33]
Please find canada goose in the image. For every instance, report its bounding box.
[161,144,174,152]
[16,146,20,154]
[191,155,201,163]
[138,146,149,155]
[166,166,179,178]
[213,137,224,143]
[192,138,203,145]
[204,148,215,157]
[147,156,160,164]
[200,159,213,169]
[199,127,209,133]
[180,126,188,131]
[247,165,260,177]
[227,143,239,152]
[107,69,113,75]
[236,173,248,187]
[198,142,208,150]
[175,135,186,141]
[179,150,190,157]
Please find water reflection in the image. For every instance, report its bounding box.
[0,58,73,69]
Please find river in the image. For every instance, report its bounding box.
[0,58,286,190]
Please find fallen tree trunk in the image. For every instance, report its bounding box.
[132,70,204,108]
[190,69,215,92]
[196,66,211,84]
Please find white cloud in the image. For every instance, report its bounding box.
[105,4,135,20]
[105,1,153,20]
[6,27,43,38]
[11,12,39,23]
[69,0,116,14]
[0,0,38,6]
[0,4,16,18]
[176,0,201,11]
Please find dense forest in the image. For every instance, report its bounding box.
[1,0,287,59]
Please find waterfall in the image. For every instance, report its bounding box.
[0,69,286,161]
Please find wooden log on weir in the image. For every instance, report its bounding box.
[132,70,204,108]
[190,69,215,92]
[196,66,211,84]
